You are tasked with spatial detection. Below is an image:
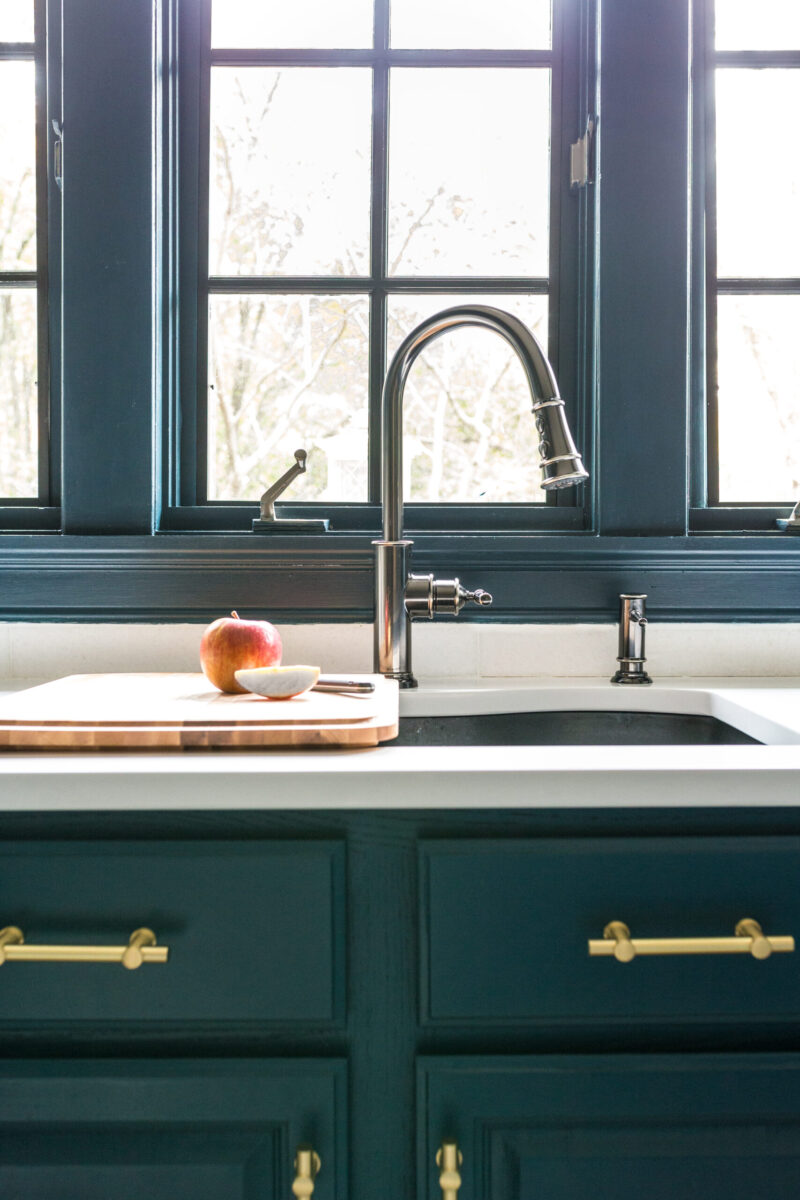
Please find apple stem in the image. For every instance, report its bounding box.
[231,611,240,619]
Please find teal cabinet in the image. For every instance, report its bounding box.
[0,840,345,1025]
[420,836,800,1025]
[2,811,800,1199]
[0,1059,347,1200]
[419,1054,800,1200]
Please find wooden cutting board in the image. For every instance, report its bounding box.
[0,673,400,750]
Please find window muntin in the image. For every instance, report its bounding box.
[197,0,568,514]
[707,6,800,503]
[0,10,44,501]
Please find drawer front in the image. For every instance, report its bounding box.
[0,1057,346,1200]
[418,1053,800,1200]
[0,840,344,1024]
[420,836,800,1024]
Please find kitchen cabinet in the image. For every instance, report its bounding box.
[1,807,799,1199]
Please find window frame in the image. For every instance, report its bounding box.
[0,0,60,529]
[690,0,800,531]
[165,0,593,534]
[1,0,800,624]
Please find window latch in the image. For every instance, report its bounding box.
[570,116,595,190]
[52,119,63,191]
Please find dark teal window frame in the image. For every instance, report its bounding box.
[0,0,798,623]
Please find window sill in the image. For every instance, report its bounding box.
[0,530,797,621]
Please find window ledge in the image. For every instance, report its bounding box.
[0,531,797,621]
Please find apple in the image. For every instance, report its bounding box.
[200,611,282,694]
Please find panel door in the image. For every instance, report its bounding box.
[419,1054,800,1200]
[0,1058,346,1200]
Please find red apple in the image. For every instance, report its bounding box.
[200,611,282,694]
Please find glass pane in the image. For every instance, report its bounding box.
[212,0,373,49]
[715,70,800,277]
[388,69,550,277]
[210,68,371,277]
[208,293,369,501]
[0,1,34,42]
[717,295,800,501]
[391,0,551,49]
[0,61,36,271]
[0,288,38,498]
[387,294,549,502]
[715,0,800,49]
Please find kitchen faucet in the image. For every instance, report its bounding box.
[374,304,589,687]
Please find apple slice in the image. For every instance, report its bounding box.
[234,665,321,700]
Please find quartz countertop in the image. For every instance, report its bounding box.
[0,676,799,811]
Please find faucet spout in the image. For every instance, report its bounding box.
[374,305,588,686]
[380,305,587,542]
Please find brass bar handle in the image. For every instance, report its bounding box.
[0,926,168,969]
[436,1141,463,1200]
[292,1145,321,1200]
[589,918,795,962]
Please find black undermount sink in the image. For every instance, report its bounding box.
[392,710,762,747]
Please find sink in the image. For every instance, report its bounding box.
[391,710,762,747]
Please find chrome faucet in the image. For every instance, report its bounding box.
[611,594,652,685]
[373,304,589,687]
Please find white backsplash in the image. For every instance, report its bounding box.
[1,621,800,679]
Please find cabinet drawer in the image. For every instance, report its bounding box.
[0,1057,346,1200]
[420,836,800,1025]
[0,840,344,1025]
[418,1053,800,1200]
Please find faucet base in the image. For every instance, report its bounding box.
[385,671,418,689]
[611,665,653,685]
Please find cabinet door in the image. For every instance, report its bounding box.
[420,837,800,1026]
[0,840,345,1026]
[0,1058,346,1200]
[419,1054,800,1200]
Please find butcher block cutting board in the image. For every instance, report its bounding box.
[0,673,400,750]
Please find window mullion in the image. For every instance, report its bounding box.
[60,0,157,533]
[596,0,692,535]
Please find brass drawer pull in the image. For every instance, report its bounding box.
[589,918,795,962]
[292,1145,321,1199]
[437,1141,463,1200]
[0,925,168,969]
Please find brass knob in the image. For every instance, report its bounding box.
[0,926,24,964]
[121,927,158,970]
[735,918,773,960]
[436,1141,463,1200]
[603,920,636,962]
[292,1145,321,1200]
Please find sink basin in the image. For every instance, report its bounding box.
[391,710,762,747]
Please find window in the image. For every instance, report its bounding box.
[705,0,800,508]
[174,0,589,530]
[2,0,799,623]
[0,0,53,514]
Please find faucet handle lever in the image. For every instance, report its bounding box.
[259,448,307,521]
[406,574,493,620]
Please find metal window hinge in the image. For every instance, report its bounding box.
[570,116,595,190]
[51,119,63,191]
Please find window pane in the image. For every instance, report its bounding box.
[0,1,34,42]
[211,0,373,49]
[717,295,800,501]
[715,70,800,278]
[388,69,550,277]
[208,294,369,501]
[715,0,800,50]
[391,0,551,49]
[0,61,36,271]
[0,288,38,498]
[209,68,371,277]
[387,294,548,502]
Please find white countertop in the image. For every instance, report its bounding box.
[0,676,800,811]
